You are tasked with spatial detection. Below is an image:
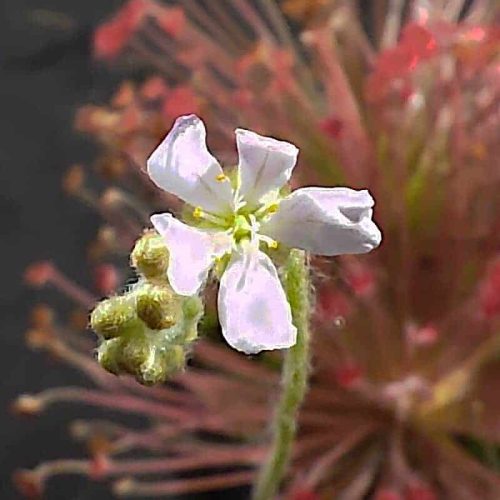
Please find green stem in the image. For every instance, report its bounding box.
[252,249,311,500]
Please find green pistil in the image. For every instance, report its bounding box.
[232,214,253,243]
[186,199,281,250]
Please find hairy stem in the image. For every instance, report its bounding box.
[252,249,311,500]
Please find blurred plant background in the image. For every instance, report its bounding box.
[3,0,500,499]
[0,1,130,498]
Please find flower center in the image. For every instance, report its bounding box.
[190,200,280,250]
[232,214,254,243]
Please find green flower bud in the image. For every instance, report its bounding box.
[137,352,166,385]
[127,339,186,385]
[135,283,180,330]
[97,337,124,375]
[130,231,169,279]
[89,222,210,386]
[182,296,204,322]
[164,345,186,373]
[135,345,186,386]
[95,301,192,385]
[90,296,137,339]
[181,296,204,343]
[119,333,152,375]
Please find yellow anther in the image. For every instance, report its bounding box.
[192,207,204,219]
[268,240,279,249]
[267,203,279,214]
[216,173,229,182]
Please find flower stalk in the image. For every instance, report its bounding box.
[253,249,311,500]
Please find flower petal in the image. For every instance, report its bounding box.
[261,187,382,255]
[151,213,214,295]
[218,248,296,354]
[148,115,234,213]
[236,128,298,206]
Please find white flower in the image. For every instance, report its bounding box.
[148,115,382,354]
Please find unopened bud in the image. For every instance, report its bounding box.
[164,344,186,373]
[182,296,203,322]
[120,333,153,375]
[136,283,179,330]
[181,296,204,342]
[131,231,169,279]
[90,296,137,339]
[139,345,186,385]
[138,362,165,385]
[97,337,124,375]
[137,349,168,385]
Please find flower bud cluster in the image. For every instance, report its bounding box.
[90,230,203,385]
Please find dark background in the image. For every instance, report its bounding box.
[0,1,246,498]
[1,1,119,498]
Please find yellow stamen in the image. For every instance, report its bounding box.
[268,240,279,249]
[192,207,204,219]
[216,173,229,182]
[267,203,279,214]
